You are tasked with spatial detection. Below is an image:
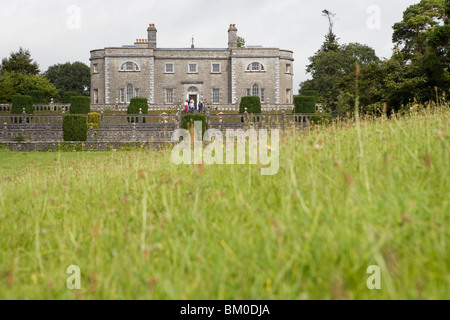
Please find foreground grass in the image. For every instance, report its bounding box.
[0,108,448,300]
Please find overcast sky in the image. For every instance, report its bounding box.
[0,0,419,90]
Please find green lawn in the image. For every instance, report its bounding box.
[0,108,448,299]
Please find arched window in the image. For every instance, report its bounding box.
[120,61,140,72]
[246,62,265,72]
[126,84,134,103]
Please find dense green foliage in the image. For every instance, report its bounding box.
[294,96,316,114]
[0,47,40,75]
[26,90,47,104]
[87,112,101,130]
[45,62,90,100]
[127,98,149,114]
[310,114,332,125]
[0,71,58,103]
[300,0,449,117]
[181,113,206,135]
[62,115,87,141]
[63,91,78,104]
[11,95,33,114]
[239,96,262,114]
[70,96,91,114]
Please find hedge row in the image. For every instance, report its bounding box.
[181,114,206,136]
[70,96,91,114]
[310,114,332,125]
[26,90,47,104]
[127,98,149,114]
[294,96,316,114]
[239,96,261,114]
[63,91,78,104]
[63,115,87,142]
[87,112,101,130]
[11,95,33,114]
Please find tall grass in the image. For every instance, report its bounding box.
[0,106,448,299]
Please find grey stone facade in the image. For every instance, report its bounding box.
[90,24,294,107]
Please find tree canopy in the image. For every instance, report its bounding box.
[45,61,91,100]
[0,47,40,76]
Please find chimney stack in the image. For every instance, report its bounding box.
[228,24,238,49]
[147,24,157,49]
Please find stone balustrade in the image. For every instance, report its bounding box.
[1,109,326,144]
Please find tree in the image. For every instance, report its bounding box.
[237,36,246,48]
[0,71,58,103]
[392,0,446,59]
[0,47,40,76]
[45,62,90,100]
[320,10,339,53]
[302,42,379,113]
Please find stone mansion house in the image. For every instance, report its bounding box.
[90,24,294,108]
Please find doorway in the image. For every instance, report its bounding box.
[188,94,198,109]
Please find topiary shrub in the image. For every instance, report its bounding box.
[11,95,33,114]
[87,112,101,130]
[239,96,262,114]
[70,96,91,114]
[294,96,316,114]
[26,90,47,104]
[63,115,87,141]
[127,98,149,114]
[63,91,78,103]
[310,114,332,125]
[301,90,319,101]
[181,114,206,136]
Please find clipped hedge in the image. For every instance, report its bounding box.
[70,96,91,114]
[11,95,33,114]
[127,98,149,114]
[239,96,261,114]
[26,90,47,104]
[63,115,87,141]
[63,91,78,103]
[87,112,101,130]
[310,114,332,125]
[181,114,206,136]
[301,90,319,100]
[294,96,316,114]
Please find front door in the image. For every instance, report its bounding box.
[189,94,198,109]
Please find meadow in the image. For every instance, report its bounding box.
[0,107,448,299]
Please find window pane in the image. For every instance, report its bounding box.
[135,89,139,98]
[246,89,251,96]
[165,63,173,73]
[261,88,265,103]
[126,62,134,71]
[126,85,133,103]
[120,89,125,103]
[189,64,197,73]
[212,63,220,73]
[166,89,174,104]
[213,89,220,103]
[252,84,259,96]
[252,62,259,71]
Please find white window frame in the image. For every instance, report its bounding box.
[126,84,134,103]
[93,89,99,104]
[286,89,291,104]
[165,89,174,104]
[246,62,265,72]
[260,88,265,103]
[212,89,220,104]
[120,61,140,72]
[93,64,99,73]
[286,64,291,74]
[164,63,174,74]
[188,63,198,74]
[135,88,140,98]
[211,63,221,73]
[120,88,125,103]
